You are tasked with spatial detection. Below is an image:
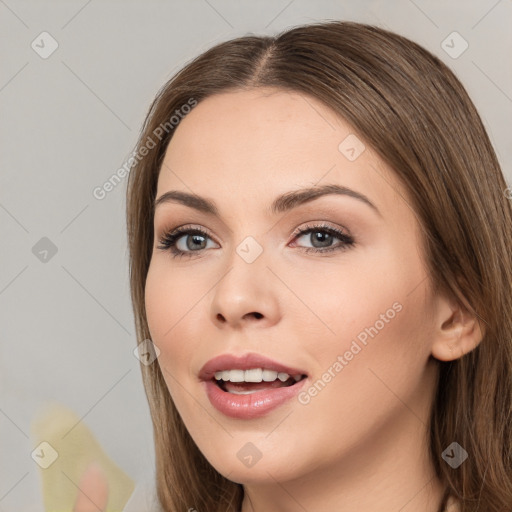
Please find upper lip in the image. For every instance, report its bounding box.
[199,352,308,381]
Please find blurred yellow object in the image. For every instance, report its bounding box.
[30,402,135,512]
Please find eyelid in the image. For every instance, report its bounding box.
[290,221,351,239]
[157,221,350,246]
[157,223,218,241]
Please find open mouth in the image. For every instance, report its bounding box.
[213,374,307,395]
[203,364,310,418]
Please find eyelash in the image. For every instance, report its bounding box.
[156,223,355,259]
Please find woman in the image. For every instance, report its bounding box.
[75,20,512,512]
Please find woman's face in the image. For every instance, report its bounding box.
[145,88,440,486]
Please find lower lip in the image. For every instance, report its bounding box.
[203,378,308,419]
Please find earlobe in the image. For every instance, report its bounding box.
[431,297,485,362]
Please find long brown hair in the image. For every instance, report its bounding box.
[125,20,512,511]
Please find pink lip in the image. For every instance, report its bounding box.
[198,352,308,381]
[198,352,308,420]
[202,378,307,419]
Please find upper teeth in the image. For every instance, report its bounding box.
[214,368,303,383]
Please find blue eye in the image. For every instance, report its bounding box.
[156,223,355,259]
[156,226,216,259]
[291,223,354,254]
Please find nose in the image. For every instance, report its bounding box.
[210,252,281,330]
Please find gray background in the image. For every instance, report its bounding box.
[1,0,511,510]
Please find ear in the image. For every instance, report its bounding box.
[431,293,485,362]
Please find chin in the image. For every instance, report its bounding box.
[201,443,308,485]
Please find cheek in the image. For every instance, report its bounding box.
[145,263,172,342]
[283,247,410,345]
[296,242,433,386]
[292,290,433,463]
[144,263,201,371]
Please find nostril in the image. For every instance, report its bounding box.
[244,312,263,320]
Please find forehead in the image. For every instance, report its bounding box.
[166,88,347,155]
[156,88,409,223]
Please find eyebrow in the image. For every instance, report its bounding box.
[154,183,381,217]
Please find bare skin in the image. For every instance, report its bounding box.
[77,87,482,511]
